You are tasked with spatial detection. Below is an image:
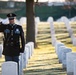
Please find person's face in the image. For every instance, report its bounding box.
[9,18,15,24]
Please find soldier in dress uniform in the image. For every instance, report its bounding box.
[0,13,25,63]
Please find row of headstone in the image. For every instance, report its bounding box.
[0,17,40,25]
[47,16,73,47]
[0,16,76,25]
[64,17,76,46]
[47,16,76,75]
[47,17,73,71]
[18,42,34,75]
[1,42,34,75]
[47,16,76,47]
[56,16,76,46]
[56,16,76,22]
[55,41,76,75]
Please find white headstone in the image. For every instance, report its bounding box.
[72,36,76,46]
[62,48,72,69]
[15,19,19,24]
[35,17,40,23]
[28,42,34,56]
[19,53,24,75]
[35,17,40,37]
[51,36,57,46]
[23,46,29,68]
[35,22,38,38]
[25,43,31,59]
[2,18,9,24]
[35,17,40,38]
[55,41,64,56]
[58,46,66,63]
[47,17,56,46]
[47,17,53,23]
[66,52,76,75]
[19,17,26,25]
[73,59,76,75]
[70,16,76,21]
[0,44,3,57]
[2,61,18,75]
[0,18,3,22]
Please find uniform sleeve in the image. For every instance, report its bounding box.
[0,22,5,32]
[20,26,25,53]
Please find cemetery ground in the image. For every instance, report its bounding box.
[0,22,76,75]
[24,22,76,75]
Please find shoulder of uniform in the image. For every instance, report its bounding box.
[15,24,22,28]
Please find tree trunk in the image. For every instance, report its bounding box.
[26,0,37,48]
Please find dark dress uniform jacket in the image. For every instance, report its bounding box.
[0,23,25,56]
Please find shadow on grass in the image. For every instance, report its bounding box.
[24,67,66,75]
[38,36,51,40]
[34,51,55,55]
[57,36,70,40]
